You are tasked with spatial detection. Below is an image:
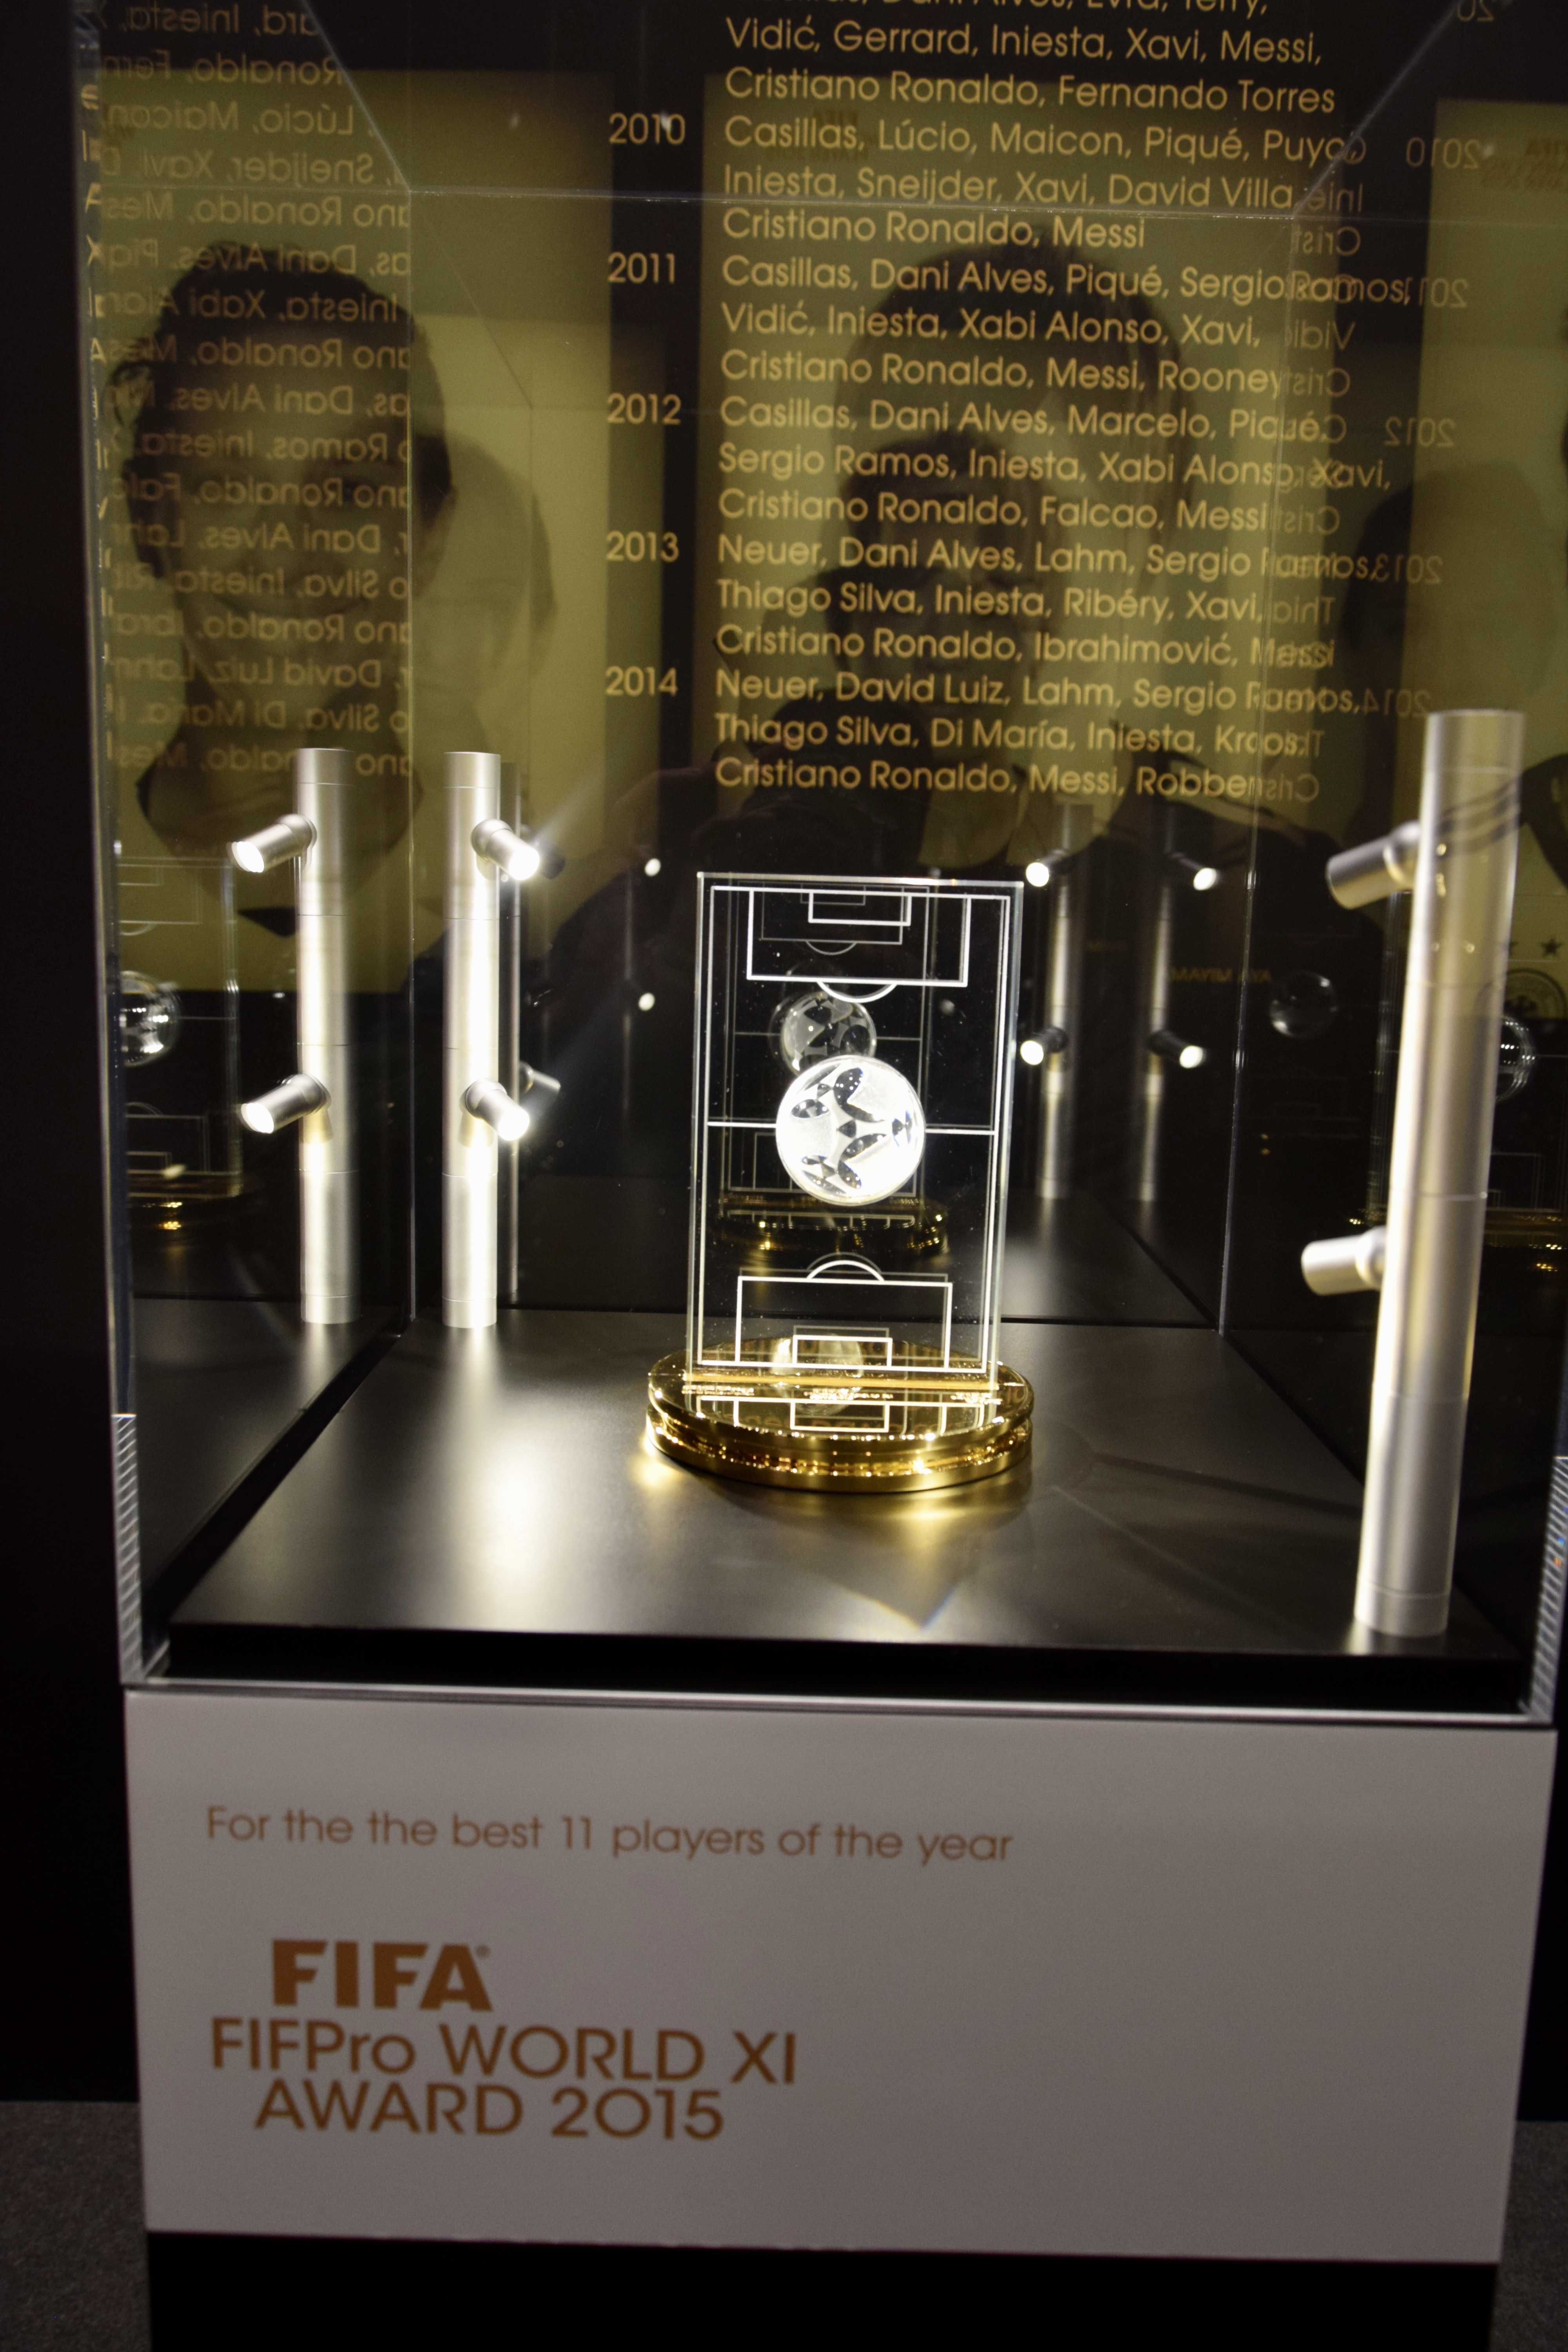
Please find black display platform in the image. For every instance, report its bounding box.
[167,1307,1522,1712]
[132,1197,1197,1598]
[132,1298,394,1582]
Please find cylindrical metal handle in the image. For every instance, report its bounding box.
[471,816,543,882]
[239,1072,329,1136]
[1352,710,1523,1637]
[1134,865,1176,1202]
[1327,820,1422,910]
[1301,1227,1386,1296]
[294,748,357,1325]
[463,1079,531,1141]
[445,751,502,1328]
[1150,1028,1205,1070]
[229,812,316,875]
[1035,855,1078,1200]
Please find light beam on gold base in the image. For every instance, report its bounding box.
[646,1352,1033,1494]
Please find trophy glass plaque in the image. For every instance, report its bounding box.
[648,873,1031,1491]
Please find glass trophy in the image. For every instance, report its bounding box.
[648,873,1030,1490]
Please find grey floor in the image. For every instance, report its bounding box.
[1494,2126,1568,2351]
[0,2108,148,2350]
[0,2103,1564,2344]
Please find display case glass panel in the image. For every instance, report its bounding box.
[69,0,1568,1714]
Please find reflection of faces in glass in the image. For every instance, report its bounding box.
[145,327,410,733]
[1401,516,1555,710]
[838,261,1183,728]
[1345,469,1558,715]
[114,260,453,859]
[834,433,1035,705]
[412,438,555,762]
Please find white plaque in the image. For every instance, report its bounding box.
[127,1688,1552,2260]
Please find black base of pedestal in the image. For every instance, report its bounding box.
[147,2233,1497,2350]
[165,1306,1523,1715]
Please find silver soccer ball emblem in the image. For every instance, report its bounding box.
[774,1053,925,1206]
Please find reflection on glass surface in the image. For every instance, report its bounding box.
[119,970,181,1068]
[78,5,428,1588]
[74,0,1568,1667]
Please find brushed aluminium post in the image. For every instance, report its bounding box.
[294,747,358,1324]
[1037,853,1080,1200]
[444,750,502,1328]
[496,761,523,1306]
[1354,710,1523,1636]
[1134,869,1174,1203]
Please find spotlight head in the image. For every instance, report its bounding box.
[1167,851,1221,894]
[1326,820,1422,910]
[472,817,562,883]
[643,855,662,878]
[637,991,656,1012]
[463,1079,531,1142]
[1150,1027,1206,1071]
[240,1072,329,1134]
[230,813,316,875]
[470,817,545,883]
[1024,859,1054,889]
[1017,1027,1067,1068]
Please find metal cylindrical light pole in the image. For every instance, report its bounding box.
[1134,870,1175,1204]
[496,761,524,1306]
[1036,855,1080,1200]
[294,747,358,1324]
[1354,709,1523,1636]
[444,751,502,1328]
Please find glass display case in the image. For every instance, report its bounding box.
[73,0,1568,1720]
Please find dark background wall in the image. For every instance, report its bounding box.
[0,0,137,2100]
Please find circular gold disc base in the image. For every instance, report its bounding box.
[646,1353,1033,1494]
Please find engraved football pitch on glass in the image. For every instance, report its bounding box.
[771,986,878,1075]
[775,1054,925,1206]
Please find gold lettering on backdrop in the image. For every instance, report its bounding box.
[693,68,1326,874]
[83,7,1568,1290]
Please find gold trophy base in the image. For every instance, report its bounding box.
[646,1352,1033,1494]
